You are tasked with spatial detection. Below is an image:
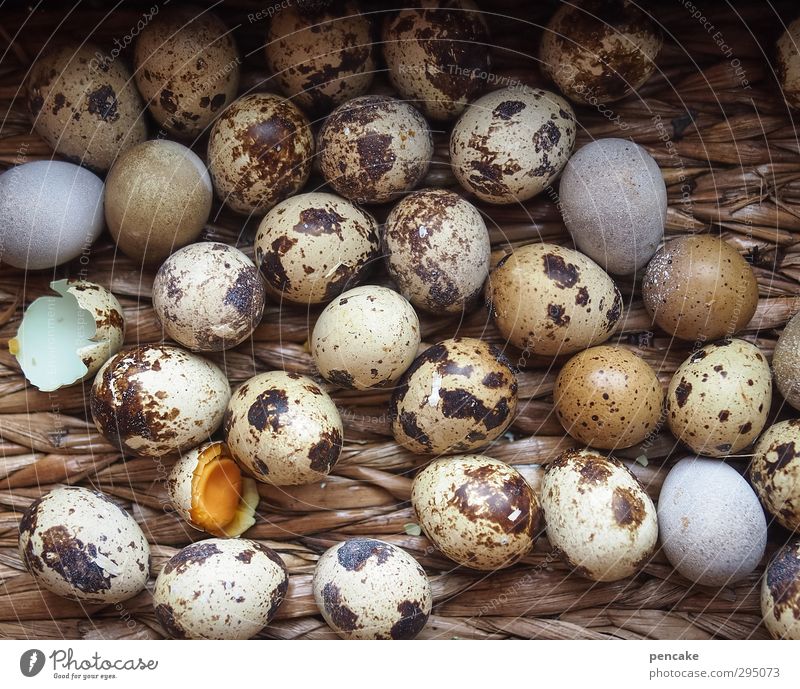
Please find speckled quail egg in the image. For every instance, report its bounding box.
[153,242,265,351]
[154,539,288,640]
[383,1,490,121]
[541,449,658,582]
[450,86,576,204]
[27,42,146,172]
[642,236,759,342]
[134,6,240,138]
[390,337,517,455]
[105,139,212,265]
[311,285,420,389]
[658,457,767,586]
[90,344,231,458]
[777,18,800,110]
[224,371,343,485]
[487,242,622,356]
[312,538,432,639]
[772,311,800,411]
[254,192,380,305]
[761,540,800,640]
[317,95,433,204]
[266,2,374,114]
[208,93,314,215]
[666,339,771,457]
[750,420,800,532]
[558,138,667,275]
[383,189,490,314]
[167,441,260,537]
[554,345,663,450]
[18,486,149,603]
[412,455,540,570]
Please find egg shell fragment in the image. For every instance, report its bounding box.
[750,420,800,531]
[761,540,800,640]
[772,310,800,411]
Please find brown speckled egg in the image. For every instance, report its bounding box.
[383,189,490,314]
[90,344,231,458]
[555,345,663,450]
[254,192,380,305]
[27,42,146,172]
[208,93,314,215]
[266,2,374,114]
[224,371,343,485]
[312,538,431,640]
[382,1,490,121]
[772,311,800,411]
[541,449,657,582]
[154,539,288,640]
[134,6,240,138]
[750,420,800,531]
[412,455,540,570]
[390,337,517,455]
[777,18,800,110]
[450,86,576,204]
[153,242,265,351]
[317,95,433,204]
[642,236,758,342]
[666,339,772,458]
[18,486,150,603]
[540,0,662,105]
[761,540,800,640]
[311,285,420,389]
[487,243,622,356]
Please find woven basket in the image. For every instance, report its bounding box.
[0,0,797,640]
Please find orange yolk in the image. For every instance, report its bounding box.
[190,453,243,534]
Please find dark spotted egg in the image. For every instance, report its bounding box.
[761,540,800,640]
[751,420,800,532]
[18,486,150,603]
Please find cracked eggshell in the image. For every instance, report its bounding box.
[383,189,490,314]
[761,540,800,640]
[153,242,265,351]
[666,339,771,457]
[389,337,518,455]
[254,192,380,305]
[450,86,576,204]
[317,95,433,204]
[777,18,800,110]
[412,455,540,570]
[658,457,767,586]
[90,344,231,458]
[541,449,658,582]
[208,93,314,215]
[772,311,800,411]
[311,285,420,389]
[312,538,431,639]
[750,420,800,531]
[224,371,343,485]
[18,486,150,603]
[154,539,288,640]
[487,243,622,356]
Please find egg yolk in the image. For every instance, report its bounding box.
[190,448,243,534]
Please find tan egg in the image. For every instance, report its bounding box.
[555,346,663,450]
[26,42,146,172]
[383,189,490,314]
[317,95,433,204]
[761,540,800,640]
[266,2,374,114]
[105,139,213,265]
[540,0,662,104]
[254,192,380,305]
[541,449,658,582]
[487,243,622,356]
[90,344,231,458]
[777,18,800,110]
[772,311,800,411]
[224,371,343,486]
[154,539,288,639]
[208,93,314,215]
[450,86,576,204]
[311,285,420,389]
[412,455,540,570]
[390,337,517,455]
[642,235,758,342]
[666,339,772,457]
[134,6,240,138]
[382,1,490,121]
[312,538,431,639]
[750,420,800,531]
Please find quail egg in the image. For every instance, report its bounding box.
[772,310,800,411]
[777,18,800,110]
[750,420,800,532]
[761,540,800,640]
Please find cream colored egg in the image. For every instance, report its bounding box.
[772,311,800,411]
[761,540,800,640]
[750,420,800,531]
[777,18,800,110]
